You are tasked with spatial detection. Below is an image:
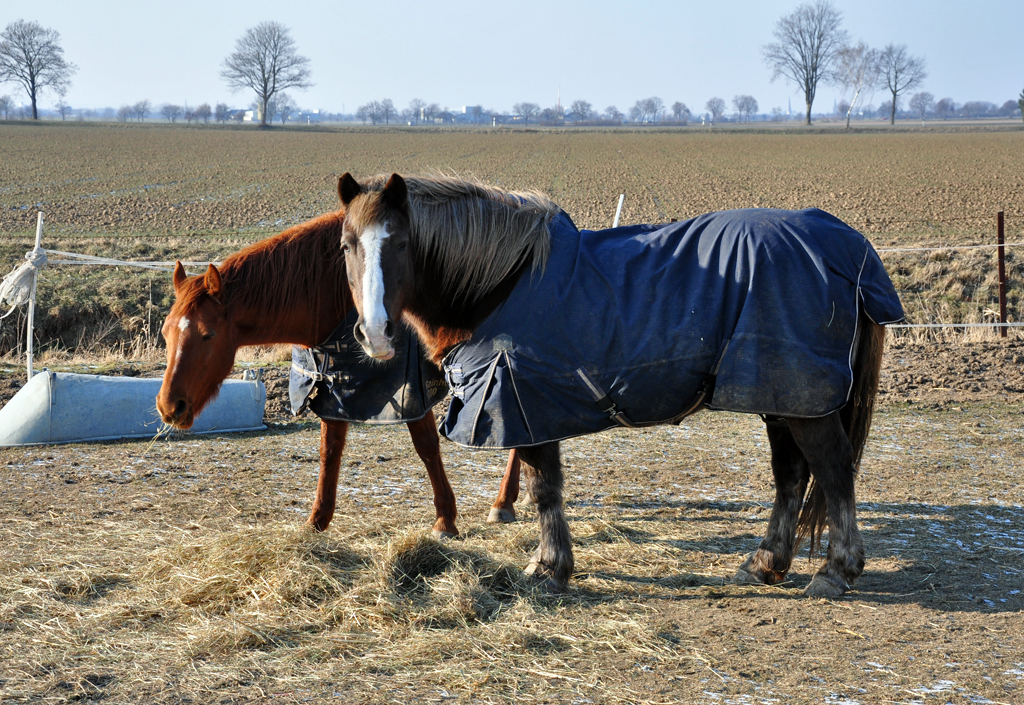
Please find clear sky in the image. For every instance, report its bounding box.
[2,0,1021,116]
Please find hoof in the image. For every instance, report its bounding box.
[521,492,535,506]
[487,507,516,524]
[524,561,568,593]
[731,566,764,585]
[431,522,458,540]
[804,573,849,598]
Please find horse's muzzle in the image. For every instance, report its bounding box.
[157,396,195,428]
[355,319,396,360]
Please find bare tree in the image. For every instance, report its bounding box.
[513,102,539,125]
[379,98,396,125]
[116,105,131,123]
[355,104,370,124]
[836,42,881,128]
[603,105,623,123]
[272,94,292,124]
[1018,88,1024,122]
[55,87,71,120]
[647,97,665,122]
[733,95,759,122]
[705,97,726,124]
[214,103,230,123]
[908,91,934,120]
[194,102,212,124]
[407,98,425,125]
[160,104,183,123]
[935,97,956,120]
[762,0,847,125]
[630,97,664,124]
[880,43,926,125]
[961,101,995,119]
[221,21,312,127]
[132,100,151,122]
[0,20,76,120]
[0,94,12,119]
[671,101,691,124]
[569,99,592,121]
[540,104,564,124]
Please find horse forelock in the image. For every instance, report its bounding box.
[356,173,558,300]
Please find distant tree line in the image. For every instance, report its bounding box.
[1,15,1020,128]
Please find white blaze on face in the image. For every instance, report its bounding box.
[360,222,392,352]
[172,316,190,372]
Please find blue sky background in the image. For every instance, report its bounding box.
[2,0,1021,115]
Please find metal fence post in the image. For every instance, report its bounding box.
[997,211,1007,338]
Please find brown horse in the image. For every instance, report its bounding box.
[336,172,902,597]
[155,207,523,537]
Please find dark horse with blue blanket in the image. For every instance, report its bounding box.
[336,172,904,597]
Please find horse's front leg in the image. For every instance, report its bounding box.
[734,420,809,586]
[788,413,864,597]
[519,442,573,592]
[406,410,459,539]
[306,419,349,531]
[487,449,521,524]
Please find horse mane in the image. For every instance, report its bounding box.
[360,173,559,301]
[177,210,347,330]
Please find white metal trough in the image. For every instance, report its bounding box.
[0,370,266,446]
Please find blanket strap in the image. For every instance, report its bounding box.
[575,368,638,428]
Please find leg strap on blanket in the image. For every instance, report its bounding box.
[575,368,638,428]
[760,414,789,427]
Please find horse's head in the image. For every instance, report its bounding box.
[337,172,413,360]
[156,261,239,428]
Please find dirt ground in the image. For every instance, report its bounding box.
[1,335,1023,704]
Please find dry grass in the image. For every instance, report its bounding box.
[3,402,1023,702]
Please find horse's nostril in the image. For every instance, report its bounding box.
[353,324,368,345]
[384,321,394,339]
[174,399,187,418]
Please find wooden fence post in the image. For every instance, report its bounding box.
[997,211,1006,338]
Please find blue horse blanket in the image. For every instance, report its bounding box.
[290,309,448,424]
[440,208,903,449]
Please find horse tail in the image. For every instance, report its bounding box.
[797,311,885,552]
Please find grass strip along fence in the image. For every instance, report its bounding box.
[0,210,1021,371]
[875,211,1020,337]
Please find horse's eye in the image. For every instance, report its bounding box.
[202,332,216,341]
[341,242,351,253]
[397,241,408,252]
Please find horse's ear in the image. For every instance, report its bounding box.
[338,173,361,206]
[172,260,187,294]
[383,173,408,211]
[204,263,222,299]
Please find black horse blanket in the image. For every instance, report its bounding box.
[290,309,447,424]
[440,208,904,449]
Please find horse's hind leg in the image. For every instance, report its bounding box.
[733,420,810,586]
[788,412,864,597]
[406,410,459,539]
[488,450,520,524]
[307,419,349,531]
[519,442,573,592]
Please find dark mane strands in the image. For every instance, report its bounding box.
[360,174,559,301]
